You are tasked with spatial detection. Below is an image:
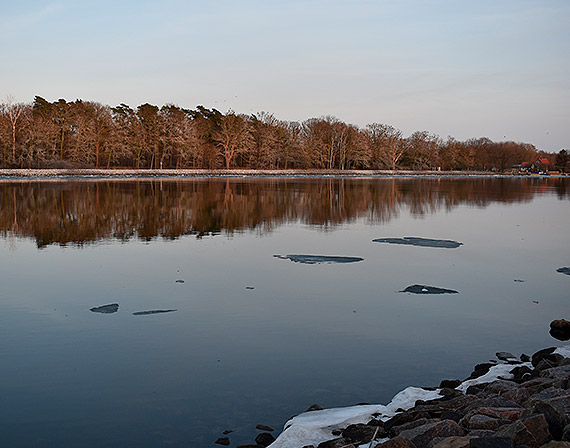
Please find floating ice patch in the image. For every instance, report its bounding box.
[273,255,364,264]
[556,267,570,276]
[269,387,440,448]
[372,237,463,249]
[132,309,177,316]
[90,303,119,314]
[400,284,459,294]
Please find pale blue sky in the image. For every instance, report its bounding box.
[1,0,569,151]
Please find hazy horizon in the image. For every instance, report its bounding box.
[2,0,569,152]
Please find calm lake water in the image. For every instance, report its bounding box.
[1,176,569,447]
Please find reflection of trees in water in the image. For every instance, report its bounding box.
[0,177,562,248]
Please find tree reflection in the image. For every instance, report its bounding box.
[0,177,563,248]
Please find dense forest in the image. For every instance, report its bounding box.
[0,95,564,171]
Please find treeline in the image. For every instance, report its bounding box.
[0,95,548,171]
[4,178,562,247]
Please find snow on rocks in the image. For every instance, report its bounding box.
[266,345,570,448]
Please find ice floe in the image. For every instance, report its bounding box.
[373,237,463,249]
[399,284,458,294]
[89,303,119,314]
[132,309,177,315]
[273,254,364,264]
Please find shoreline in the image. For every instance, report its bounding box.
[0,168,563,180]
[255,345,570,448]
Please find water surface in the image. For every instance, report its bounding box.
[1,177,569,447]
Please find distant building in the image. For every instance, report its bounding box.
[515,159,550,174]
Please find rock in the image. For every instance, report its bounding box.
[535,356,566,372]
[540,441,570,447]
[372,237,463,249]
[502,388,532,405]
[255,424,274,432]
[496,352,517,361]
[495,417,549,448]
[273,254,364,264]
[90,303,119,314]
[468,363,495,380]
[532,348,558,367]
[556,267,570,276]
[525,388,570,408]
[222,429,235,434]
[215,437,230,446]
[564,424,570,441]
[440,389,463,399]
[462,414,507,431]
[236,445,264,448]
[440,380,462,389]
[399,285,459,295]
[521,378,562,395]
[305,404,323,412]
[521,354,531,362]
[466,385,487,395]
[539,364,570,387]
[375,436,417,447]
[390,418,434,437]
[254,432,275,447]
[441,411,463,423]
[132,309,177,315]
[341,423,379,443]
[550,320,570,341]
[468,437,513,448]
[511,365,534,383]
[521,414,552,446]
[483,380,518,394]
[399,420,464,448]
[316,437,355,448]
[534,396,570,440]
[385,411,432,433]
[432,436,475,448]
[466,430,496,438]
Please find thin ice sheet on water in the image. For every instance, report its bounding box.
[90,303,119,314]
[372,237,463,249]
[273,254,364,264]
[400,284,459,294]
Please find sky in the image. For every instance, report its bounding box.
[1,0,569,152]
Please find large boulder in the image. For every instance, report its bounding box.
[399,420,464,448]
[534,395,570,440]
[494,414,551,448]
[254,432,275,447]
[550,320,570,341]
[375,436,417,447]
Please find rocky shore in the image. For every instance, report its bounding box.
[234,345,570,448]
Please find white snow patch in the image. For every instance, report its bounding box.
[268,387,440,448]
[456,362,530,392]
[554,345,570,358]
